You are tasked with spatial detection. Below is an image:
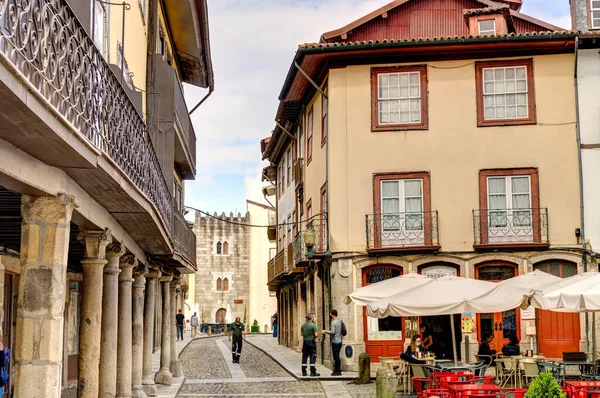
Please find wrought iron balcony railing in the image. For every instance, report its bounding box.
[366,212,439,250]
[172,210,196,267]
[473,208,549,247]
[293,214,328,265]
[0,0,172,231]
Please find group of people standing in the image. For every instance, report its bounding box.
[300,309,345,377]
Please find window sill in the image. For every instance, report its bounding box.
[477,118,536,128]
[473,242,549,251]
[372,124,429,132]
[367,245,441,255]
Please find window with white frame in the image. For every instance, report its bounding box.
[91,0,106,55]
[377,72,422,125]
[593,0,600,29]
[478,20,496,35]
[487,176,532,229]
[381,179,423,232]
[482,65,529,120]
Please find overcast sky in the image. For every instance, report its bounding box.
[183,0,571,215]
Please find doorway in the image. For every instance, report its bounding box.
[216,308,227,324]
[476,263,519,352]
[534,261,580,358]
[421,314,462,360]
[362,265,404,361]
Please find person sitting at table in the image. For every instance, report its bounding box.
[501,334,521,357]
[405,334,428,359]
[478,332,497,365]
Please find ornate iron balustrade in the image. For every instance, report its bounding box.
[172,210,196,267]
[366,211,439,250]
[293,214,328,264]
[0,0,172,231]
[473,208,549,245]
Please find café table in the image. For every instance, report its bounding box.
[448,383,502,398]
[564,381,600,398]
[437,362,476,372]
[557,360,597,381]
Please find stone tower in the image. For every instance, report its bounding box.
[194,212,250,325]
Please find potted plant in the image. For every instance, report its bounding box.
[251,319,260,333]
[525,372,566,398]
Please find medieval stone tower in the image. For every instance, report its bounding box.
[194,212,250,325]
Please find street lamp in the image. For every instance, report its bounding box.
[303,225,317,259]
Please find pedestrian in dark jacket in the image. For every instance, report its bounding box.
[502,335,521,356]
[228,317,246,363]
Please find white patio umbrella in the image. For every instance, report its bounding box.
[367,276,534,365]
[343,272,430,305]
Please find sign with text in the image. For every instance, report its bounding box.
[422,265,458,279]
[520,306,536,320]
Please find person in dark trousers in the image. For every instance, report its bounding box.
[301,313,320,377]
[322,309,343,376]
[228,317,246,363]
[478,332,497,365]
[176,309,185,341]
[272,312,278,338]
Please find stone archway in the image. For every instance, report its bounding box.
[216,308,227,324]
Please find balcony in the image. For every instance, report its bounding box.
[152,55,196,180]
[293,215,328,267]
[473,208,549,250]
[365,212,440,253]
[172,210,197,271]
[287,242,303,276]
[267,210,276,242]
[0,0,174,255]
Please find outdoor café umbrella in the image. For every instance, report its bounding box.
[343,272,430,305]
[366,276,534,365]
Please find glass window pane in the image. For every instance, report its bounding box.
[404,180,422,196]
[489,195,507,210]
[516,67,526,79]
[512,194,530,209]
[400,86,409,97]
[483,69,494,81]
[484,82,495,94]
[494,68,505,80]
[400,73,409,85]
[488,177,506,194]
[405,197,422,213]
[517,105,528,117]
[593,1,600,8]
[505,68,515,79]
[382,181,399,198]
[511,177,530,193]
[389,74,399,87]
[382,198,400,214]
[410,72,419,85]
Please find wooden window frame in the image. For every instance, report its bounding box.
[477,168,545,248]
[223,278,229,291]
[321,82,328,147]
[475,59,536,127]
[217,278,222,291]
[307,108,314,165]
[371,65,429,132]
[223,241,229,255]
[591,0,600,30]
[478,18,496,35]
[371,172,436,250]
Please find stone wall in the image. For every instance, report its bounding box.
[194,212,250,326]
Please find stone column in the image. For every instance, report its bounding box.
[117,255,135,398]
[154,275,173,385]
[170,279,182,377]
[13,195,77,398]
[78,229,112,398]
[132,264,148,398]
[142,269,160,397]
[99,243,124,398]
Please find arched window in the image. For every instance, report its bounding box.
[534,260,577,278]
[223,241,229,255]
[216,278,222,291]
[223,278,229,291]
[216,242,222,255]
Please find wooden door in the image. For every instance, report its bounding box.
[362,266,404,361]
[476,263,519,350]
[534,261,580,358]
[216,308,227,324]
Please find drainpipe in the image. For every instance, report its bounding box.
[574,36,591,356]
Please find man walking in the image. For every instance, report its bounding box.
[228,316,246,363]
[300,313,320,377]
[176,309,185,341]
[271,312,278,338]
[190,312,199,338]
[322,309,344,376]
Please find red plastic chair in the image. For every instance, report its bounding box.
[460,392,497,397]
[412,377,433,398]
[575,389,600,398]
[436,374,475,389]
[423,389,453,397]
[500,388,527,398]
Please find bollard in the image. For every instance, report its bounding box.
[224,324,228,334]
[264,324,268,333]
[376,367,398,398]
[358,352,371,384]
[208,325,212,336]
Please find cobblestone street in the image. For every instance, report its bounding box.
[177,336,378,398]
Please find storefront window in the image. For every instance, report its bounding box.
[477,265,515,281]
[364,266,403,341]
[67,282,80,355]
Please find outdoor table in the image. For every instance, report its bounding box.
[558,361,597,381]
[448,383,502,398]
[565,381,600,397]
[437,362,476,373]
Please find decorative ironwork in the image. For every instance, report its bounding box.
[172,209,196,267]
[293,214,328,264]
[473,208,548,245]
[0,0,172,231]
[365,211,439,249]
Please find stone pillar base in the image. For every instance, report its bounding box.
[142,383,158,397]
[132,385,148,398]
[170,359,183,378]
[154,369,173,385]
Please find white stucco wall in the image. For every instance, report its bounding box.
[247,201,277,332]
[276,144,296,249]
[578,49,600,251]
